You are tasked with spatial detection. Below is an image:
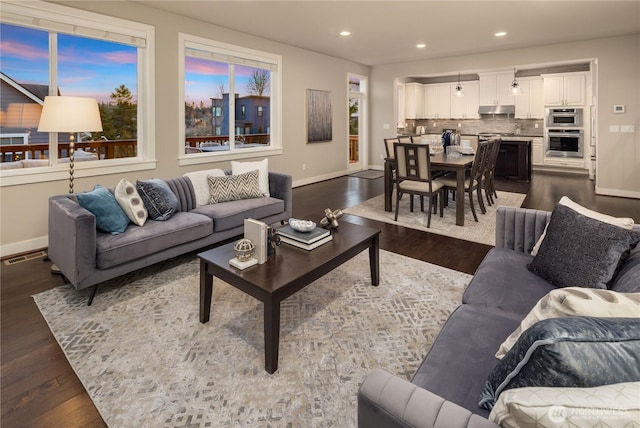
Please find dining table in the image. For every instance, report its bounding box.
[384,151,474,226]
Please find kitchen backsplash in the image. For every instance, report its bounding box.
[403,117,543,136]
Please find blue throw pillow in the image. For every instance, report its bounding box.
[136,179,179,221]
[76,185,130,234]
[478,316,640,410]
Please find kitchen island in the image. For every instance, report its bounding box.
[495,137,533,182]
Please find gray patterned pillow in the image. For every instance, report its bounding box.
[136,179,179,221]
[479,316,640,410]
[527,204,640,289]
[207,170,263,204]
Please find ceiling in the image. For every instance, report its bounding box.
[137,1,640,66]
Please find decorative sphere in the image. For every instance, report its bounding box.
[234,238,255,262]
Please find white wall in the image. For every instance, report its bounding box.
[0,0,369,256]
[369,34,640,199]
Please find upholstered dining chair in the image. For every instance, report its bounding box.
[393,143,444,228]
[436,140,491,222]
[483,139,501,206]
[384,137,401,159]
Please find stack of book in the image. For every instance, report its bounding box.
[277,225,332,250]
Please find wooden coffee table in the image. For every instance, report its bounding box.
[198,221,381,374]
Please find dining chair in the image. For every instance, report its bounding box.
[436,140,491,222]
[384,137,401,159]
[393,143,444,228]
[483,139,501,206]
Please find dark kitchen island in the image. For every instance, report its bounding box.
[495,137,532,181]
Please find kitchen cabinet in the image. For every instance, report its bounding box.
[542,73,586,106]
[424,83,450,119]
[479,72,515,106]
[544,157,585,169]
[531,137,544,166]
[496,138,532,181]
[515,77,544,119]
[450,81,480,119]
[404,82,424,119]
[396,83,405,125]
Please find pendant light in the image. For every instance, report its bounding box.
[510,67,521,95]
[455,72,464,97]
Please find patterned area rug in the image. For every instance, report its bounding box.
[33,250,471,427]
[344,191,526,246]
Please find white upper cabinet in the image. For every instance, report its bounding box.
[404,82,424,119]
[542,73,586,106]
[424,83,451,119]
[450,81,480,119]
[515,77,544,119]
[479,72,515,106]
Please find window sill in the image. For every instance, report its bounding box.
[178,147,283,167]
[0,158,157,187]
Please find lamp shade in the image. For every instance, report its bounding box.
[37,96,103,132]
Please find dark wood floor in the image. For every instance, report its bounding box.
[2,170,638,427]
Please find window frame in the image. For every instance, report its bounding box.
[0,0,156,187]
[178,33,283,166]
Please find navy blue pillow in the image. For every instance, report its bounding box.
[136,179,179,221]
[479,316,640,410]
[76,185,130,234]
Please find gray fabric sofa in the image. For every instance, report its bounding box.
[358,206,640,428]
[48,171,292,300]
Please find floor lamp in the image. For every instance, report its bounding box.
[37,96,103,274]
[37,96,103,194]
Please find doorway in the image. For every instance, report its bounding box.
[348,73,367,171]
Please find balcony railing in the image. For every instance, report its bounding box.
[349,135,359,163]
[0,139,137,163]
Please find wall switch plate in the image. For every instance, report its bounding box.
[621,125,635,133]
[432,122,436,127]
[383,123,390,129]
[535,123,539,129]
[610,125,620,133]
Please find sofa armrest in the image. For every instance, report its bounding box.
[268,171,292,219]
[48,195,97,288]
[358,369,498,428]
[495,206,552,254]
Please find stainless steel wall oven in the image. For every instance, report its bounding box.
[546,129,583,158]
[546,108,583,127]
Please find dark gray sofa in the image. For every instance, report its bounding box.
[358,206,640,428]
[48,171,292,300]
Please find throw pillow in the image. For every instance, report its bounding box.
[489,382,640,428]
[231,158,269,197]
[531,196,635,256]
[114,179,148,226]
[496,287,640,359]
[527,204,640,289]
[207,170,263,204]
[478,316,640,411]
[136,179,180,221]
[76,185,130,234]
[183,168,226,207]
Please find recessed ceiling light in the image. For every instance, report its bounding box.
[340,31,351,36]
[416,43,427,48]
[495,31,507,37]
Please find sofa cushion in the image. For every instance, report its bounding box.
[207,170,263,204]
[496,287,640,359]
[76,185,130,235]
[114,179,148,226]
[95,212,213,269]
[527,204,640,289]
[191,196,284,232]
[479,317,640,411]
[489,382,640,428]
[231,158,270,197]
[137,179,180,221]
[610,244,640,293]
[462,248,555,317]
[411,304,522,419]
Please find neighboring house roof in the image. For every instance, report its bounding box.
[0,72,54,105]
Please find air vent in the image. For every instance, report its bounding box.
[3,250,47,266]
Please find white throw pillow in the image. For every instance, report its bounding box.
[489,382,640,428]
[114,178,148,226]
[184,169,226,207]
[531,196,635,255]
[231,158,269,197]
[495,287,640,359]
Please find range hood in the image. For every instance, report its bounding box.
[478,105,515,115]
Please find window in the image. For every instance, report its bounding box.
[179,33,282,164]
[0,1,155,187]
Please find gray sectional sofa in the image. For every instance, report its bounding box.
[48,171,292,302]
[358,206,640,428]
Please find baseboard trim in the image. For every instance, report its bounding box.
[1,236,48,259]
[595,187,640,199]
[293,169,351,188]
